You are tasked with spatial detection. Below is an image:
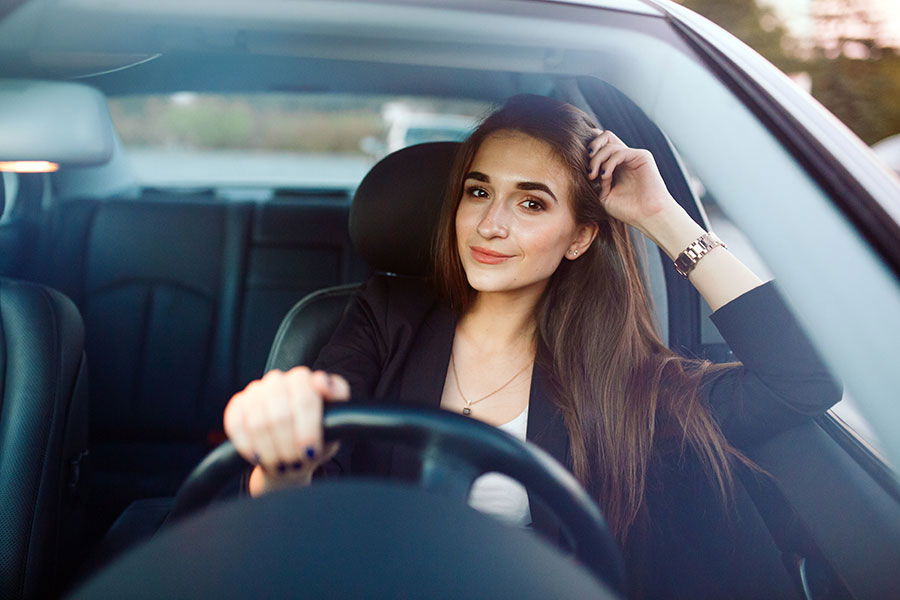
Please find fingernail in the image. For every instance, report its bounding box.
[600,169,606,176]
[588,148,594,155]
[292,460,304,470]
[328,374,336,392]
[276,462,287,474]
[306,446,316,459]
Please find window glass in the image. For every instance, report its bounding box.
[107,94,490,189]
[688,167,888,462]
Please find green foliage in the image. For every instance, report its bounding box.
[677,0,804,72]
[807,51,900,144]
[675,0,899,144]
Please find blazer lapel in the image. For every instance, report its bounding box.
[388,306,571,547]
[525,362,570,545]
[389,303,456,481]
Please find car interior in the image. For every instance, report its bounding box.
[0,0,898,599]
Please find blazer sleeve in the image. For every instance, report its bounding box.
[308,276,392,477]
[313,277,388,400]
[699,279,844,449]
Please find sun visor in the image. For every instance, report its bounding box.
[0,79,115,167]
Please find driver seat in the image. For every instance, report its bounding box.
[264,141,457,372]
[263,140,575,547]
[0,181,90,599]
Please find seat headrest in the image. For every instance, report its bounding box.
[350,142,461,277]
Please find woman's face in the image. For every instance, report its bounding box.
[455,129,596,297]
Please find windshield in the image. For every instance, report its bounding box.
[108,93,490,189]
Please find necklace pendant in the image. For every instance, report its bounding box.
[462,407,471,416]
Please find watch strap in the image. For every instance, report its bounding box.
[673,231,726,278]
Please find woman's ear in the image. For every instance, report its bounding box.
[566,222,599,260]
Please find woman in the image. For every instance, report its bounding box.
[224,95,841,598]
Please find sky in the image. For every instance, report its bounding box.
[762,0,900,47]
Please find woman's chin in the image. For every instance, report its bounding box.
[464,271,546,296]
[464,271,513,293]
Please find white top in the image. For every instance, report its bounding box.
[466,405,533,528]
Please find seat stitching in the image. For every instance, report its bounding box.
[21,284,61,599]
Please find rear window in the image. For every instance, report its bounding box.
[107,93,490,189]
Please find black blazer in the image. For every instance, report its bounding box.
[312,274,842,598]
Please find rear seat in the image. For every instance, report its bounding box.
[30,190,367,542]
[238,194,369,387]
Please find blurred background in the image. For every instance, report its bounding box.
[675,0,900,173]
[108,0,900,187]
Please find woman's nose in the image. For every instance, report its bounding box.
[476,200,510,238]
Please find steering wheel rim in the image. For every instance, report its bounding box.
[169,404,626,594]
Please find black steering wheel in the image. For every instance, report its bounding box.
[75,404,626,598]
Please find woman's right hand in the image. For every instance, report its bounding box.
[223,366,350,495]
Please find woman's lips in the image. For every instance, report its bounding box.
[470,246,514,265]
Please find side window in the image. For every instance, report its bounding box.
[687,165,888,461]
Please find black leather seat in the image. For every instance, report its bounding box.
[77,143,456,577]
[0,186,89,598]
[265,142,458,371]
[30,192,368,544]
[31,196,254,546]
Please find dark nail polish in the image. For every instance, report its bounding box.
[292,460,304,470]
[600,169,606,175]
[306,446,316,459]
[588,148,594,155]
[276,462,287,474]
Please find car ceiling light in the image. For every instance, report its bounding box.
[0,161,60,173]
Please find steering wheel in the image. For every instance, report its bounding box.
[79,404,625,598]
[168,404,625,592]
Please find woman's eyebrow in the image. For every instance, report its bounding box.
[464,171,558,204]
[517,181,558,203]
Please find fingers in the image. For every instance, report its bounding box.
[223,366,349,481]
[245,397,284,473]
[284,367,324,462]
[586,131,609,157]
[586,129,627,180]
[588,143,618,180]
[246,371,301,473]
[264,374,300,471]
[326,373,351,401]
[598,148,632,200]
[224,385,259,465]
[309,369,351,402]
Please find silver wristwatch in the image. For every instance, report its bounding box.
[673,231,726,278]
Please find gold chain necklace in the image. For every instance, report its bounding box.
[450,353,532,416]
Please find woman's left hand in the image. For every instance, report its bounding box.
[586,128,679,228]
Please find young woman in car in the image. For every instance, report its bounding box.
[223,94,841,598]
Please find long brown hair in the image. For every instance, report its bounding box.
[433,94,756,543]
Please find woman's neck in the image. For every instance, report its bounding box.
[457,287,542,354]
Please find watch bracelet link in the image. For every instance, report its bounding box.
[673,231,727,278]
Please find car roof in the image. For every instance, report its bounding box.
[0,0,681,99]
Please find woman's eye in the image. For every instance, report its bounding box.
[465,186,489,199]
[520,198,545,212]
